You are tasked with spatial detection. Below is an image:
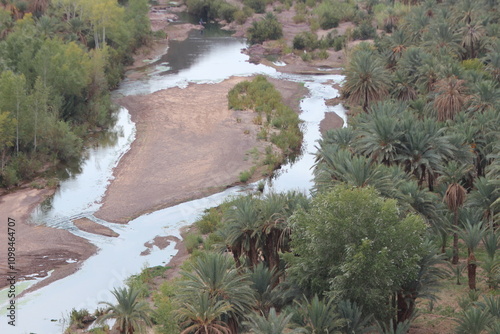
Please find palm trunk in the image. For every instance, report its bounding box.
[397,291,416,323]
[452,209,459,264]
[467,252,477,290]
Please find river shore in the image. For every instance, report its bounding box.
[0,5,344,293]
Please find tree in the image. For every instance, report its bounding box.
[291,295,343,334]
[0,71,27,154]
[458,220,486,290]
[176,292,232,334]
[286,186,427,321]
[98,286,152,334]
[0,112,15,170]
[178,252,255,333]
[440,161,470,264]
[223,195,261,267]
[342,49,391,112]
[243,308,294,334]
[433,76,469,121]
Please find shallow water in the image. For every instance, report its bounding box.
[0,25,346,334]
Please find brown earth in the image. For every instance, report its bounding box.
[73,218,119,238]
[95,75,308,224]
[0,188,97,291]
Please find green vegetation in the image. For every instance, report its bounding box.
[247,12,283,44]
[186,0,238,22]
[0,0,152,187]
[228,75,302,157]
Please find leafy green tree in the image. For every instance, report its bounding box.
[0,112,16,170]
[98,286,152,334]
[287,186,427,321]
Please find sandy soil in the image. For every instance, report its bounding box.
[0,188,97,291]
[73,218,119,238]
[95,77,269,223]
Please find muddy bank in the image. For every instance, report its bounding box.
[0,188,97,291]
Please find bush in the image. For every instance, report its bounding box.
[1,166,19,188]
[186,0,238,22]
[352,20,377,40]
[195,207,222,234]
[239,169,253,182]
[244,0,267,14]
[184,233,203,253]
[293,31,318,50]
[247,12,283,44]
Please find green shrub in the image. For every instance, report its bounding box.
[184,233,203,253]
[195,207,222,234]
[234,10,248,24]
[152,282,180,334]
[247,12,283,44]
[1,166,18,188]
[352,20,377,40]
[293,31,318,50]
[244,0,266,14]
[293,13,306,23]
[186,0,238,22]
[69,308,90,329]
[239,169,253,182]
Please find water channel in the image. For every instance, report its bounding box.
[0,24,346,334]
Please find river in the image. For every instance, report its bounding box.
[0,25,345,334]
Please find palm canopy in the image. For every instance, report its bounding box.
[179,252,255,317]
[98,286,152,334]
[342,48,391,112]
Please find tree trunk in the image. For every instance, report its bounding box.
[452,209,459,264]
[468,253,477,290]
[397,291,416,323]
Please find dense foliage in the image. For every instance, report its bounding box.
[247,12,283,44]
[0,0,151,187]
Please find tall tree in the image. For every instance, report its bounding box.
[440,161,470,264]
[342,49,391,112]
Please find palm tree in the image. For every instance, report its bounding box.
[439,161,470,264]
[342,50,391,112]
[248,263,281,316]
[458,220,486,290]
[467,80,500,113]
[223,195,261,267]
[460,23,484,59]
[292,295,343,334]
[98,286,152,334]
[468,176,499,229]
[337,300,373,334]
[313,149,396,198]
[397,118,454,190]
[243,308,294,334]
[179,252,255,334]
[422,22,463,57]
[454,307,493,334]
[354,101,403,165]
[375,320,411,334]
[433,76,469,121]
[398,240,448,323]
[177,292,232,334]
